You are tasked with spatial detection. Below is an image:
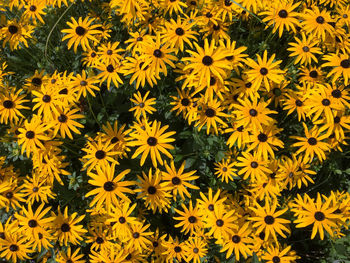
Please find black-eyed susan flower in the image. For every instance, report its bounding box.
[0,88,29,124]
[71,70,100,99]
[322,52,350,85]
[129,91,156,120]
[86,164,134,211]
[162,236,187,263]
[0,19,34,50]
[293,193,341,240]
[184,236,208,263]
[244,50,285,92]
[260,1,300,37]
[57,247,85,263]
[61,17,102,53]
[174,200,203,235]
[214,158,237,183]
[128,120,175,168]
[249,199,290,241]
[183,39,231,88]
[20,175,55,204]
[287,33,322,65]
[197,188,226,216]
[162,160,198,200]
[51,206,87,246]
[291,123,330,163]
[262,244,299,263]
[23,0,46,24]
[125,222,153,252]
[205,205,237,239]
[52,107,84,139]
[0,232,32,263]
[95,62,123,90]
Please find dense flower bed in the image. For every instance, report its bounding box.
[0,0,350,262]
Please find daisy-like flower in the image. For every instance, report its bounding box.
[293,193,342,240]
[291,123,330,163]
[20,175,56,204]
[82,137,120,172]
[184,237,208,263]
[0,88,29,124]
[128,120,176,168]
[129,91,156,120]
[162,236,187,263]
[52,107,85,140]
[205,204,237,239]
[95,62,123,90]
[125,222,153,252]
[162,160,199,200]
[85,164,135,211]
[0,232,33,263]
[17,116,51,157]
[174,200,203,235]
[51,206,87,246]
[135,168,172,213]
[244,50,285,91]
[217,222,253,260]
[161,17,198,53]
[287,33,322,65]
[23,0,46,24]
[197,188,226,216]
[262,245,299,263]
[301,6,334,41]
[183,38,231,88]
[249,199,290,242]
[71,70,100,99]
[56,247,85,263]
[214,158,237,183]
[97,41,124,65]
[260,1,300,37]
[0,19,34,50]
[322,52,350,85]
[61,17,102,53]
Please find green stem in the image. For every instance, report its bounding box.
[87,95,101,128]
[44,3,74,64]
[99,91,109,119]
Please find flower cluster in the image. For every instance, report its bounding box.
[1,0,350,262]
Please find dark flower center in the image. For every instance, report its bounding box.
[133,232,140,238]
[147,137,157,146]
[111,137,119,144]
[264,215,275,225]
[33,187,39,192]
[334,116,340,123]
[119,216,126,224]
[316,16,325,24]
[107,65,114,72]
[289,172,294,178]
[106,50,113,55]
[314,211,325,221]
[29,5,36,11]
[75,26,86,36]
[80,80,87,86]
[231,235,241,243]
[3,100,14,109]
[202,56,213,66]
[213,24,220,31]
[331,89,342,98]
[206,12,213,18]
[308,137,317,145]
[9,244,18,252]
[188,216,197,223]
[91,52,96,57]
[103,181,115,191]
[258,133,268,142]
[208,204,214,211]
[302,46,310,52]
[250,161,258,168]
[172,176,181,185]
[148,186,157,194]
[28,219,37,228]
[153,241,159,247]
[6,192,13,199]
[222,167,227,172]
[153,49,162,58]
[205,108,216,117]
[270,172,276,179]
[249,109,258,116]
[295,99,303,107]
[309,70,318,78]
[175,27,184,36]
[260,67,268,75]
[278,9,288,18]
[181,98,190,106]
[96,237,104,244]
[95,150,106,159]
[26,131,35,139]
[343,14,348,18]
[61,223,70,232]
[190,0,196,5]
[322,98,330,106]
[340,59,350,68]
[216,219,224,226]
[58,114,68,123]
[193,247,199,253]
[272,256,281,263]
[174,246,182,253]
[42,95,51,103]
[8,25,18,34]
[137,37,143,41]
